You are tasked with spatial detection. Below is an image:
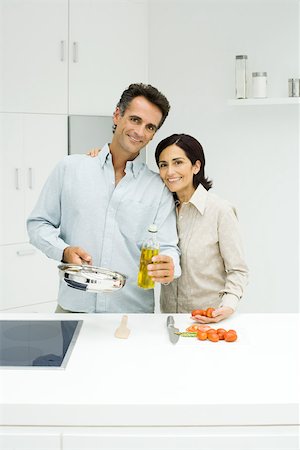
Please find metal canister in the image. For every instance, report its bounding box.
[288,78,300,97]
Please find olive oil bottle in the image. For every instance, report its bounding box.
[137,224,159,289]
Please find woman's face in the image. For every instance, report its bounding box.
[158,144,200,197]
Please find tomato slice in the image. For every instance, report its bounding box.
[186,324,211,332]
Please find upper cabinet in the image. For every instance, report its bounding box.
[68,0,148,115]
[0,0,148,115]
[0,0,68,114]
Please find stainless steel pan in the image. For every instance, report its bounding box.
[58,264,127,293]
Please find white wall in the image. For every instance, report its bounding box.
[147,0,299,312]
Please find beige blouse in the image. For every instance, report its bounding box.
[160,184,249,313]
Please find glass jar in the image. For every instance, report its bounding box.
[252,72,267,98]
[235,55,248,99]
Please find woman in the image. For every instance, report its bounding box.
[152,134,248,323]
[87,134,248,323]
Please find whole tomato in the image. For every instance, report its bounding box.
[206,328,217,336]
[207,332,219,342]
[205,307,215,318]
[191,309,202,317]
[224,330,237,342]
[197,330,208,341]
[216,328,226,340]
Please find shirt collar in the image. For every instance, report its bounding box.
[99,143,145,178]
[189,183,208,215]
[98,144,111,168]
[126,152,145,178]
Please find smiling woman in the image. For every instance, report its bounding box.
[155,134,249,324]
[157,148,201,203]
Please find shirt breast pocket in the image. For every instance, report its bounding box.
[117,200,155,243]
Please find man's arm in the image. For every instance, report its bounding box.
[27,158,92,264]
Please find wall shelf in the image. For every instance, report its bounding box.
[228,97,300,106]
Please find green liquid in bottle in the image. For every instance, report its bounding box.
[137,247,159,289]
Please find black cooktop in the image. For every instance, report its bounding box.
[0,320,82,368]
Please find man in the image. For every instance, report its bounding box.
[27,83,181,313]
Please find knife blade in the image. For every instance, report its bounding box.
[166,315,180,344]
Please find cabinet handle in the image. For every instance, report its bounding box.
[60,40,65,62]
[72,41,78,63]
[28,167,33,189]
[17,249,36,256]
[15,168,20,190]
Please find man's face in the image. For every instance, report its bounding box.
[113,96,163,158]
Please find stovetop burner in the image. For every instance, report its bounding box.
[0,320,82,369]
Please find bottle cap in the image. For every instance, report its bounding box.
[148,224,158,233]
[236,55,248,59]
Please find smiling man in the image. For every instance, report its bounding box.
[27,83,181,313]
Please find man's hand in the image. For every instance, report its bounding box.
[147,254,175,284]
[192,306,234,324]
[63,246,92,265]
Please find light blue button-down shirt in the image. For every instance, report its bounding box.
[27,145,180,313]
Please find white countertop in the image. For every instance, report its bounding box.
[0,312,298,427]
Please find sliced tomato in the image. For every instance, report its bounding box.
[186,324,211,332]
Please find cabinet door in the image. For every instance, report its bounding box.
[0,114,68,246]
[62,426,300,450]
[0,114,25,244]
[0,430,60,450]
[69,0,148,115]
[0,243,59,310]
[23,114,68,232]
[0,0,68,113]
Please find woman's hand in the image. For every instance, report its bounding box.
[86,148,101,157]
[147,254,175,284]
[192,306,234,324]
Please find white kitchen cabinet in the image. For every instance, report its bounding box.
[0,113,66,310]
[0,113,67,245]
[62,426,299,450]
[0,429,60,450]
[0,0,148,116]
[0,243,59,310]
[0,425,298,450]
[69,0,148,115]
[0,0,68,114]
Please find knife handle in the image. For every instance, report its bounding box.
[167,315,175,327]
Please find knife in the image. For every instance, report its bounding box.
[166,315,180,344]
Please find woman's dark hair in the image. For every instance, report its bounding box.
[113,83,170,132]
[155,133,213,191]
